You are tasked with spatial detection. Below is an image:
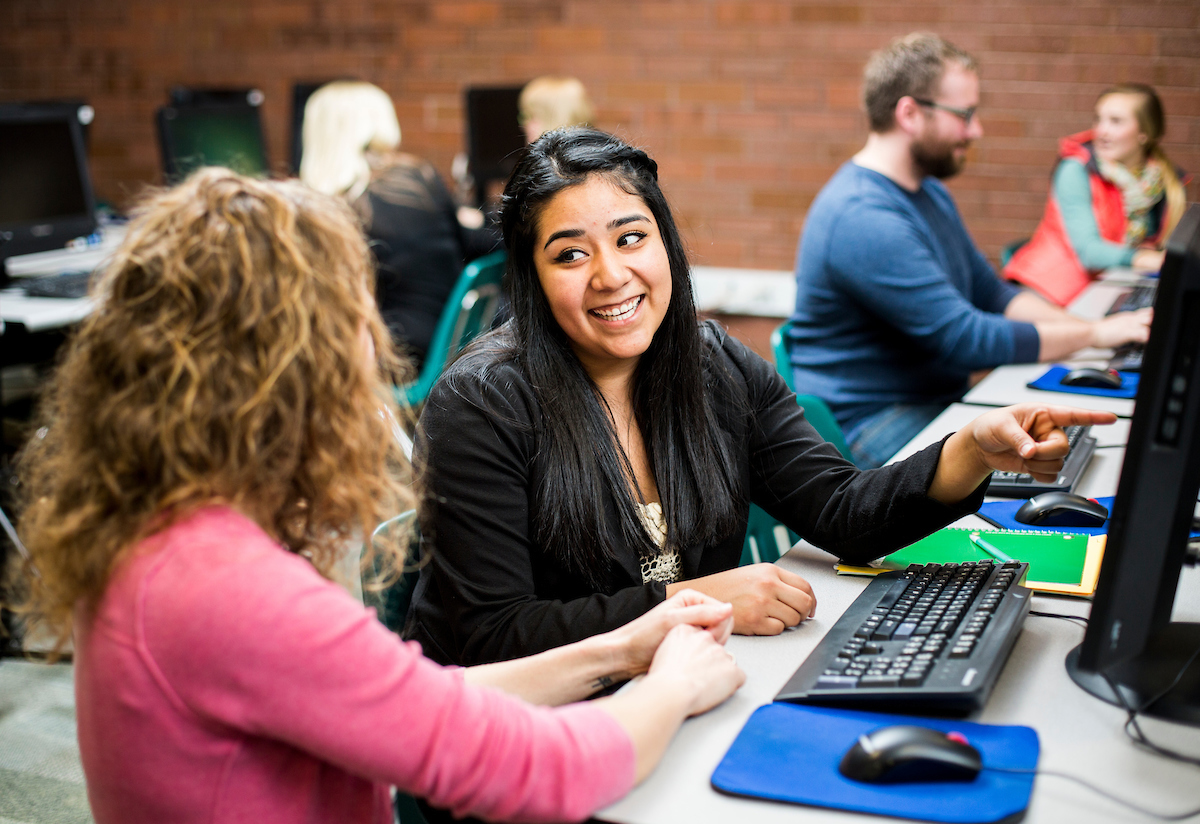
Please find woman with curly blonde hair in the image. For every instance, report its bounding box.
[15,168,742,824]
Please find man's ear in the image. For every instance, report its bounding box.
[893,96,926,137]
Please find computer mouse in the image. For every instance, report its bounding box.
[838,725,982,784]
[1014,491,1109,527]
[1061,367,1123,389]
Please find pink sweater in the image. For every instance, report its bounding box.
[74,506,635,824]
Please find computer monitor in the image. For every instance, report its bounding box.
[0,101,97,262]
[1067,203,1200,725]
[155,97,269,182]
[289,80,335,176]
[464,85,526,206]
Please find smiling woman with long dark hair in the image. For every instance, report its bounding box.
[406,127,1116,667]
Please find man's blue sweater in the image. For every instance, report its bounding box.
[788,163,1040,435]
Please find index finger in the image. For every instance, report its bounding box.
[1039,405,1118,431]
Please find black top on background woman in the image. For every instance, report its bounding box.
[406,128,1114,666]
[301,81,496,367]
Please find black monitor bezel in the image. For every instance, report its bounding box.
[0,101,97,263]
[155,101,270,183]
[1070,204,1200,724]
[464,85,527,201]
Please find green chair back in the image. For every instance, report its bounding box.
[769,322,851,459]
[739,504,799,566]
[738,322,854,567]
[397,250,507,407]
[363,510,428,824]
[362,510,419,634]
[1000,237,1029,268]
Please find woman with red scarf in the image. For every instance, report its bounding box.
[1005,84,1187,306]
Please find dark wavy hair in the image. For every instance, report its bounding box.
[495,127,741,587]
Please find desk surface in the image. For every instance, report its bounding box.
[601,544,1199,824]
[963,363,1136,418]
[601,393,1198,824]
[0,290,95,332]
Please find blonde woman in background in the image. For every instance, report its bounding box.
[302,80,496,367]
[519,76,595,143]
[1005,83,1188,306]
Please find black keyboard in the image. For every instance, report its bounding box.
[987,424,1096,498]
[18,270,93,299]
[776,560,1031,715]
[1105,282,1156,315]
[1108,344,1144,373]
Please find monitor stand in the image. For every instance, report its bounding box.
[1066,623,1200,726]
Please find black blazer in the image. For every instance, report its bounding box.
[405,322,985,665]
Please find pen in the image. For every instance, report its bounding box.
[969,532,1014,563]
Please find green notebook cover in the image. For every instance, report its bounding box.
[844,527,1107,596]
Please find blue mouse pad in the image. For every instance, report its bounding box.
[1027,365,1138,398]
[977,496,1200,539]
[712,704,1038,824]
[977,496,1115,536]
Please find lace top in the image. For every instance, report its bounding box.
[635,502,681,584]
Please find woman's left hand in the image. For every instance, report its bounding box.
[929,403,1118,504]
[604,589,735,679]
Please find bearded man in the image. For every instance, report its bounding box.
[786,32,1150,468]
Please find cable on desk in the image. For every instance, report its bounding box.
[1103,642,1200,770]
[985,766,1200,821]
[1032,612,1200,772]
[1028,610,1088,628]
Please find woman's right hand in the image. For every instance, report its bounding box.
[668,565,817,635]
[1131,248,1165,272]
[646,624,745,717]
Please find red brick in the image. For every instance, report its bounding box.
[825,80,861,110]
[1161,34,1200,59]
[715,3,791,26]
[533,26,606,52]
[429,3,500,26]
[793,5,864,24]
[679,82,745,104]
[607,81,672,103]
[644,56,711,80]
[679,134,744,156]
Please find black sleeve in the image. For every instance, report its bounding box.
[714,326,987,565]
[406,364,665,666]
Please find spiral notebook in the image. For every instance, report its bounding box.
[835,527,1105,597]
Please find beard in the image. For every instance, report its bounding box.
[911,131,970,180]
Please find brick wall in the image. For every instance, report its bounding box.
[2,0,1197,270]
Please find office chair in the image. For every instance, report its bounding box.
[1000,237,1029,268]
[769,322,851,459]
[740,504,798,566]
[738,323,854,567]
[361,509,428,824]
[362,510,418,635]
[397,250,506,408]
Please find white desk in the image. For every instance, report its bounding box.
[600,391,1200,824]
[963,363,1136,418]
[601,544,1199,824]
[0,290,95,332]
